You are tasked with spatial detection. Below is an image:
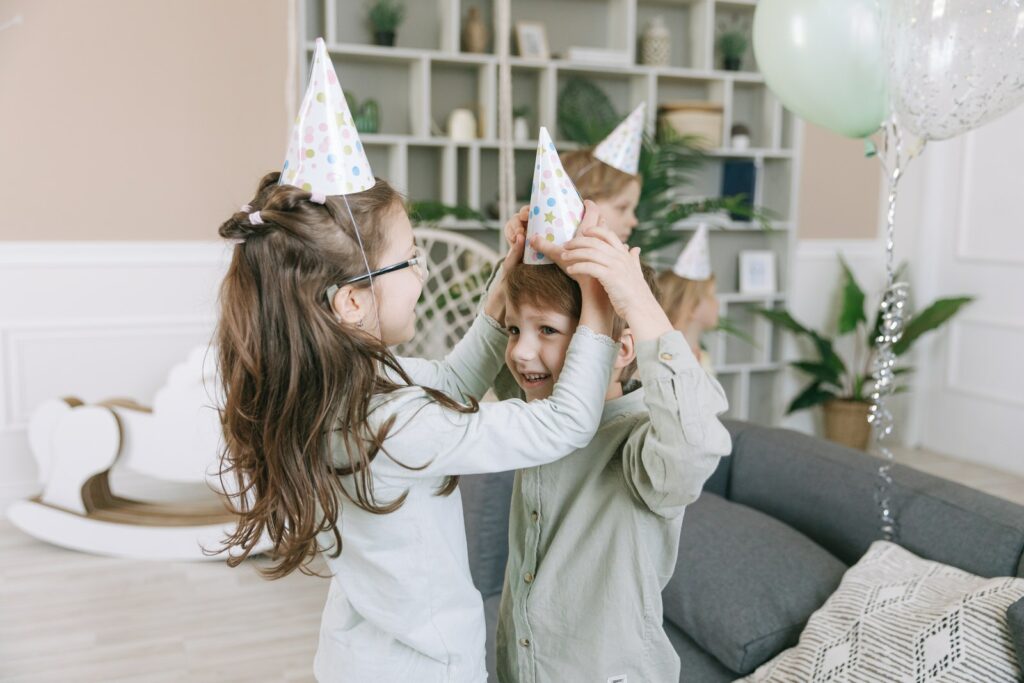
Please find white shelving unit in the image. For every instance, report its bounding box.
[299,0,802,425]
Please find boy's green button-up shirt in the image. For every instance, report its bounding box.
[495,330,732,683]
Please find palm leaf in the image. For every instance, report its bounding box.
[787,381,838,414]
[837,255,867,335]
[893,296,974,356]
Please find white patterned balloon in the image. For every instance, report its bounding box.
[887,0,1024,141]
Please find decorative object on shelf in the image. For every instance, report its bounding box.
[515,21,549,60]
[718,31,747,71]
[753,0,886,139]
[513,106,530,142]
[367,0,405,47]
[753,256,972,450]
[564,46,630,66]
[721,160,756,220]
[557,77,619,143]
[447,107,478,141]
[281,37,374,195]
[640,16,671,67]
[524,127,584,265]
[345,92,381,134]
[672,224,711,281]
[738,250,775,295]
[461,5,489,54]
[658,102,724,149]
[730,123,751,150]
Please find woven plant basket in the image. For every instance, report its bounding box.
[823,399,871,450]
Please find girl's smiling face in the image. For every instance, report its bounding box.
[504,301,576,402]
[595,179,641,242]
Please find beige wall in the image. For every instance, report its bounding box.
[0,0,292,241]
[797,122,882,240]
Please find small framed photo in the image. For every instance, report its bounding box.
[515,22,549,60]
[739,250,777,294]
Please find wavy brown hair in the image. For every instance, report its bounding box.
[214,172,476,578]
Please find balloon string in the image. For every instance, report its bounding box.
[868,118,914,542]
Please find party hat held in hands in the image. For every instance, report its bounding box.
[672,224,712,280]
[525,128,585,265]
[593,102,646,176]
[280,37,374,196]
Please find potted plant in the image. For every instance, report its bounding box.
[368,0,405,47]
[755,257,973,449]
[718,31,747,71]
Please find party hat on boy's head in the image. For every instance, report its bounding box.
[673,224,712,280]
[593,102,646,176]
[525,127,585,265]
[279,38,374,196]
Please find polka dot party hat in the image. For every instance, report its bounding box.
[279,38,374,196]
[672,224,712,280]
[524,127,585,265]
[593,102,646,176]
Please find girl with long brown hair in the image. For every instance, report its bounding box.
[215,171,619,682]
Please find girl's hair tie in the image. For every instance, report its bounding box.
[310,193,327,204]
[249,211,264,226]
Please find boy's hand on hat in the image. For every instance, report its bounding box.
[560,225,672,342]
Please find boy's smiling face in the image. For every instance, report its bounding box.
[504,300,577,402]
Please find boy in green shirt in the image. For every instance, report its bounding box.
[495,226,732,682]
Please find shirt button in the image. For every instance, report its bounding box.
[531,511,539,523]
[524,571,534,583]
[660,352,674,361]
[519,638,530,648]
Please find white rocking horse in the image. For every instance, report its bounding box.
[6,346,267,561]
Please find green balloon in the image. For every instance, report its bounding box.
[753,0,888,139]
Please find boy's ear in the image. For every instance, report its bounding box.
[614,328,637,370]
[332,284,372,326]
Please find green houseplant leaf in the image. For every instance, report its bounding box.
[787,381,837,414]
[892,296,974,356]
[837,255,867,335]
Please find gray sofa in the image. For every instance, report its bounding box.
[460,419,1024,681]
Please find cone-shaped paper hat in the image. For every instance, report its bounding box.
[593,103,645,176]
[672,224,712,280]
[280,38,374,195]
[525,128,585,265]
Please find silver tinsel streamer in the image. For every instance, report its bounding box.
[868,119,920,541]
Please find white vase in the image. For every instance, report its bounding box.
[642,17,670,66]
[513,117,529,142]
[447,108,478,141]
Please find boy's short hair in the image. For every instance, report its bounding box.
[504,262,661,380]
[561,149,641,201]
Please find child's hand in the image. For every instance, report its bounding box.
[482,219,527,324]
[561,225,673,342]
[528,200,604,282]
[504,205,529,250]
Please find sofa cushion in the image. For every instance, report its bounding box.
[663,618,735,683]
[663,492,847,674]
[1009,595,1024,671]
[737,541,1024,682]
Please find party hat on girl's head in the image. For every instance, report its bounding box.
[673,224,712,280]
[593,102,646,176]
[279,38,374,196]
[525,127,585,265]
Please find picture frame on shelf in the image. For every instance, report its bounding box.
[739,250,776,295]
[515,21,549,60]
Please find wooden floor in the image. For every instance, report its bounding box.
[2,448,1022,683]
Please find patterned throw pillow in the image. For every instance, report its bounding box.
[738,541,1024,683]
